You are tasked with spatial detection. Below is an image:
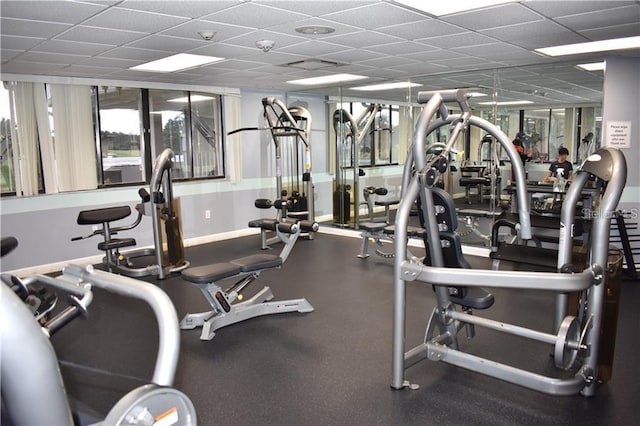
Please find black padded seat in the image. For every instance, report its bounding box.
[231,254,282,273]
[97,238,136,251]
[287,211,309,220]
[375,199,399,207]
[360,222,387,232]
[77,206,131,225]
[449,287,495,310]
[459,177,490,187]
[383,225,425,237]
[182,263,243,284]
[248,218,279,231]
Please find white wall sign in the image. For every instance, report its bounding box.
[606,121,631,148]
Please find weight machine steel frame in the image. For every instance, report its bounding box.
[391,89,627,397]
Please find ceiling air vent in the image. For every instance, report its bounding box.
[283,58,344,70]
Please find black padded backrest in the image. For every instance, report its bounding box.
[77,206,131,225]
[1,237,18,257]
[432,187,458,232]
[579,149,615,182]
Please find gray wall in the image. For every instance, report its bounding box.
[0,89,338,271]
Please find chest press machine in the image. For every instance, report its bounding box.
[391,89,626,396]
[180,218,317,340]
[233,97,316,250]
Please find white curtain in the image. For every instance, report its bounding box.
[50,84,97,191]
[33,84,57,193]
[11,82,40,196]
[224,96,243,183]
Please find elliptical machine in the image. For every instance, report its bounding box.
[73,149,189,279]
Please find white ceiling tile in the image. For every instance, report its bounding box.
[365,41,438,56]
[236,51,307,66]
[323,31,403,49]
[1,17,71,38]
[15,51,89,64]
[222,30,308,50]
[254,0,376,18]
[523,1,636,18]
[161,20,252,43]
[118,0,238,18]
[417,32,498,49]
[265,17,360,38]
[318,48,383,63]
[188,43,259,60]
[54,25,146,45]
[442,3,543,31]
[322,2,425,30]
[1,35,45,51]
[385,62,450,75]
[278,40,351,57]
[480,20,588,50]
[97,46,169,61]
[0,60,67,74]
[76,56,143,69]
[1,49,23,62]
[357,55,418,69]
[556,5,640,32]
[32,39,114,56]
[204,59,267,72]
[399,49,466,62]
[200,3,308,29]
[0,1,108,23]
[83,7,189,33]
[377,19,466,41]
[127,35,211,53]
[582,23,640,41]
[432,56,499,70]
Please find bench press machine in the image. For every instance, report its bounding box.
[180,219,317,340]
[392,89,626,397]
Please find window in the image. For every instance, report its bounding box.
[190,92,224,178]
[96,86,145,185]
[0,83,14,194]
[149,89,190,179]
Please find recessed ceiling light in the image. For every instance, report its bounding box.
[535,36,640,57]
[351,81,422,91]
[131,53,224,73]
[393,0,516,16]
[295,26,336,35]
[477,100,534,106]
[168,95,215,103]
[287,74,368,86]
[576,62,606,71]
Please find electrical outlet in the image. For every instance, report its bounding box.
[204,210,211,219]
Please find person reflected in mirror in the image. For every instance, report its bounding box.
[543,146,573,182]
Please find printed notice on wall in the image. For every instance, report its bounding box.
[606,121,631,148]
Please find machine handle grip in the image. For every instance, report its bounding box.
[254,198,273,209]
[138,188,151,202]
[298,220,319,232]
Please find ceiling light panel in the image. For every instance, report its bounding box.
[535,36,640,56]
[287,73,368,86]
[576,62,606,71]
[131,53,224,72]
[351,81,422,91]
[393,0,517,17]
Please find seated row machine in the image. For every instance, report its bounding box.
[392,89,626,397]
[180,219,317,340]
[72,149,188,279]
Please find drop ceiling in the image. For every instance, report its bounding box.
[1,0,639,105]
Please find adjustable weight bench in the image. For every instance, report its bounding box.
[357,222,425,259]
[181,220,317,340]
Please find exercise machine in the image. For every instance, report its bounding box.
[0,240,196,425]
[180,218,317,340]
[72,148,188,279]
[333,104,395,229]
[232,97,316,248]
[391,89,626,396]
